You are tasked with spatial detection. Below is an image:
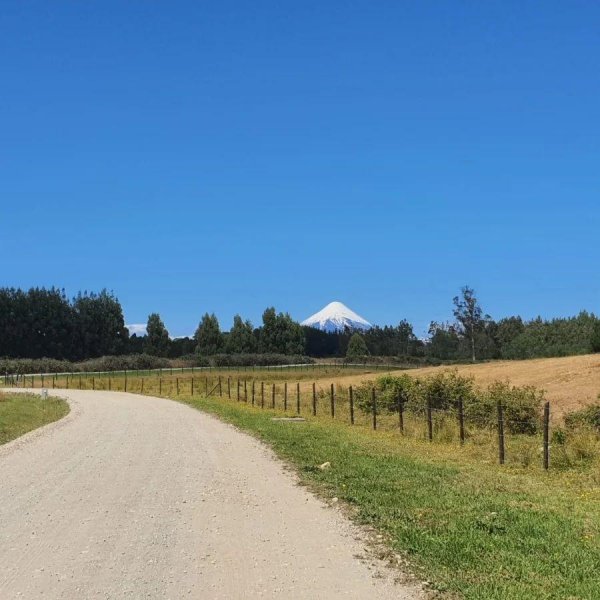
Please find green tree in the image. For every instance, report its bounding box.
[346,333,369,359]
[453,286,488,362]
[144,313,170,356]
[258,307,305,354]
[225,315,257,353]
[592,320,600,353]
[73,290,129,358]
[194,313,223,355]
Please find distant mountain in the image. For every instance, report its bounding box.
[301,301,372,333]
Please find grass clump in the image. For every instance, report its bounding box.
[0,392,69,444]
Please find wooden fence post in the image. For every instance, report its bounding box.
[159,378,162,395]
[252,381,255,406]
[271,383,275,409]
[330,383,335,418]
[92,377,95,391]
[543,401,550,470]
[237,379,240,401]
[427,400,433,441]
[228,377,231,399]
[141,378,144,394]
[296,382,300,414]
[458,398,465,445]
[176,378,179,396]
[312,382,317,416]
[124,370,127,392]
[349,386,354,425]
[284,382,288,411]
[261,381,265,408]
[244,380,248,402]
[497,401,505,465]
[372,387,377,430]
[108,377,111,391]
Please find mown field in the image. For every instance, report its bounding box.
[0,392,69,445]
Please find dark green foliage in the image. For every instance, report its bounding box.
[502,311,597,359]
[564,403,600,431]
[346,333,369,358]
[590,320,600,353]
[0,354,170,375]
[355,372,543,433]
[259,307,305,355]
[144,313,170,356]
[186,353,313,368]
[194,313,223,355]
[225,315,257,354]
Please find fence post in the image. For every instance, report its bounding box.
[205,377,208,397]
[330,383,335,418]
[124,370,127,392]
[543,401,550,470]
[252,381,255,406]
[427,400,433,441]
[261,381,265,408]
[398,394,404,434]
[237,379,240,401]
[372,387,377,430]
[219,376,222,396]
[312,382,317,416]
[458,398,465,445]
[228,377,231,399]
[92,377,95,391]
[176,378,179,396]
[497,401,505,465]
[349,386,355,424]
[141,378,144,393]
[284,382,288,411]
[159,378,162,395]
[296,382,300,414]
[191,378,194,396]
[244,380,248,402]
[108,377,111,391]
[79,375,82,390]
[271,383,275,409]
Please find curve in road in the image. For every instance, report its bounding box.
[0,389,422,599]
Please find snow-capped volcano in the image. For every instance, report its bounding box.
[301,301,372,333]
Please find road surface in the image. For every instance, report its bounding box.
[0,389,422,599]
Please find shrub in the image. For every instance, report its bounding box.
[564,403,600,431]
[465,381,544,434]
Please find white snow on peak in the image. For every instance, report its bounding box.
[301,301,372,333]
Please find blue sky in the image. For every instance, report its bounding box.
[2,1,600,337]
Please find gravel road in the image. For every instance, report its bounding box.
[0,390,422,599]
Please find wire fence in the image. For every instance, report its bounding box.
[3,372,568,472]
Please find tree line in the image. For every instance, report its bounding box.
[2,285,600,362]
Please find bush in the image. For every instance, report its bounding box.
[465,381,544,434]
[354,371,544,434]
[184,353,314,368]
[564,403,600,431]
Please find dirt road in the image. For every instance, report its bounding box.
[0,390,421,599]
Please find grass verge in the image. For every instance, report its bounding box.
[179,394,599,600]
[0,392,69,445]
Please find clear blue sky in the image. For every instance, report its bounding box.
[2,1,600,337]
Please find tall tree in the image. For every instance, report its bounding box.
[194,313,223,355]
[225,315,257,353]
[144,313,170,356]
[73,290,129,358]
[346,333,369,359]
[453,286,487,362]
[258,307,305,354]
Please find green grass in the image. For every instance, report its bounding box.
[0,392,69,445]
[177,394,600,599]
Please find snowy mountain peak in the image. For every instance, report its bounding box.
[301,301,372,333]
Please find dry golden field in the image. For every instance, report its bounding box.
[328,354,600,420]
